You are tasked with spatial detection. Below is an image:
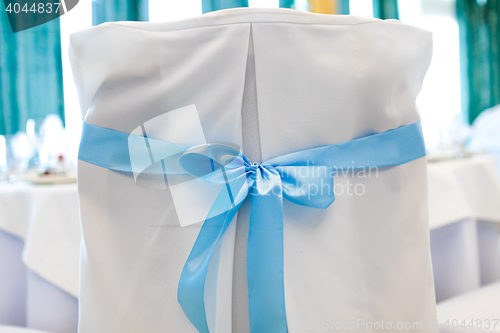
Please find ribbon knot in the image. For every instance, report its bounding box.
[249,162,260,169]
[246,161,261,180]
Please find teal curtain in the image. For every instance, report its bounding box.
[92,0,149,25]
[202,0,248,14]
[486,0,500,117]
[373,0,399,20]
[0,3,64,135]
[279,0,294,8]
[338,0,350,14]
[456,0,500,124]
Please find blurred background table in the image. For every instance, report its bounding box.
[428,155,500,302]
[0,182,80,333]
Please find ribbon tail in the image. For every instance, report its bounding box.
[178,196,242,333]
[247,172,288,333]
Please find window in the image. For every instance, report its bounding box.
[149,0,202,22]
[399,0,462,150]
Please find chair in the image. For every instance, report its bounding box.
[70,7,436,333]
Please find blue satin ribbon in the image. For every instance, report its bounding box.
[78,120,426,333]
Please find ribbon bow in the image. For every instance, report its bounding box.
[175,143,336,333]
[78,120,426,333]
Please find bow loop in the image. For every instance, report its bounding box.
[178,143,243,182]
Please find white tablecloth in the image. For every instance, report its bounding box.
[428,156,500,302]
[0,183,80,298]
[0,183,80,332]
[428,155,500,230]
[0,155,499,329]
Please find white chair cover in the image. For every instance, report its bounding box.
[70,8,436,333]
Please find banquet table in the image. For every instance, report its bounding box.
[0,183,80,333]
[428,155,500,302]
[0,155,499,331]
